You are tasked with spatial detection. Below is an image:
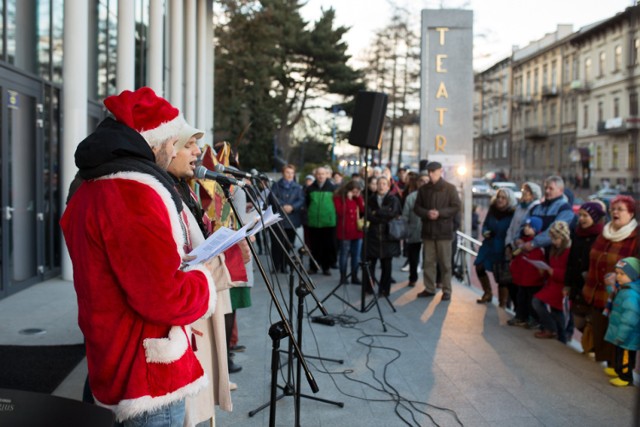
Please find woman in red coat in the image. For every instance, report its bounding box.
[334,180,365,284]
[582,195,638,370]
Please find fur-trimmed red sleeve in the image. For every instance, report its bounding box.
[98,180,211,326]
[224,244,248,282]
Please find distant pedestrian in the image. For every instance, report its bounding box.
[413,161,461,301]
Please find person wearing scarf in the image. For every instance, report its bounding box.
[582,195,638,373]
[474,188,517,306]
[565,202,606,340]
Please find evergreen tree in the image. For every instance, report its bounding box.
[214,0,363,171]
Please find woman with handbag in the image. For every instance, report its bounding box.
[334,180,365,284]
[366,176,402,297]
[402,172,430,287]
[475,188,517,306]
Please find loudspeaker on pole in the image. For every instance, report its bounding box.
[348,91,388,150]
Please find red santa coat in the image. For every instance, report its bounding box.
[534,248,570,310]
[60,172,216,422]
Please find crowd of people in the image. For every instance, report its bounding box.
[474,175,640,388]
[61,88,639,427]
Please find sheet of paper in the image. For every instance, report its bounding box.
[184,206,281,266]
[523,257,551,271]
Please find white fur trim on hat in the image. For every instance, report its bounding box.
[140,114,186,148]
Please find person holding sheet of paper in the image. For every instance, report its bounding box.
[508,217,545,328]
[167,124,251,426]
[531,221,572,342]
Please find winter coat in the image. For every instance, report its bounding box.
[582,226,638,309]
[605,279,640,351]
[402,191,423,243]
[505,199,540,249]
[535,247,570,310]
[474,205,514,272]
[528,195,575,249]
[60,118,215,422]
[510,235,545,287]
[306,180,337,228]
[334,194,365,241]
[270,178,305,228]
[565,222,603,301]
[366,192,402,259]
[413,178,461,240]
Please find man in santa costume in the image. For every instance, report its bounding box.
[61,87,218,426]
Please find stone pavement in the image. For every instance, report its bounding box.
[1,254,637,426]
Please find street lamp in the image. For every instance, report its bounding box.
[331,105,346,163]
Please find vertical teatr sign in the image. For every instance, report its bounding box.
[419,9,473,160]
[420,10,473,234]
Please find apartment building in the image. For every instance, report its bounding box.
[571,7,640,192]
[473,57,512,179]
[473,4,640,193]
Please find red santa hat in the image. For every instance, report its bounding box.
[104,87,186,147]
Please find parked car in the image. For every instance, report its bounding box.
[472,178,493,197]
[588,188,620,208]
[490,181,522,200]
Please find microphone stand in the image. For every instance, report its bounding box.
[308,148,389,331]
[242,180,344,423]
[218,182,319,427]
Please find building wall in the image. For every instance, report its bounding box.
[0,0,215,297]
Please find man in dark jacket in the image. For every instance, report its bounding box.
[270,164,305,272]
[413,162,461,300]
[305,166,337,275]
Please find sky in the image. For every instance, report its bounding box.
[300,0,636,72]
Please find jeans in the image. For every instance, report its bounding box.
[115,399,186,427]
[338,239,362,276]
[532,297,566,343]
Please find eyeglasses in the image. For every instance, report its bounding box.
[610,207,628,213]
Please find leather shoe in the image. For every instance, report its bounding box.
[407,282,416,287]
[228,358,243,374]
[441,293,451,301]
[322,269,331,276]
[417,290,435,298]
[534,330,557,339]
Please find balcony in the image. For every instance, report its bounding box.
[524,126,548,139]
[513,95,534,105]
[597,117,640,134]
[542,85,559,97]
[569,80,590,93]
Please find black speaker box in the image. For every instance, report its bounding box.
[348,91,388,150]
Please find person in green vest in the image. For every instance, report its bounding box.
[305,166,337,275]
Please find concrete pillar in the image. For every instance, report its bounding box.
[148,0,165,96]
[198,0,214,146]
[169,0,183,110]
[61,0,88,280]
[116,0,136,92]
[184,0,196,123]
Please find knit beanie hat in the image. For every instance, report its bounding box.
[175,122,204,151]
[579,201,606,224]
[523,182,542,200]
[524,216,543,234]
[104,87,186,148]
[616,257,640,282]
[549,220,571,242]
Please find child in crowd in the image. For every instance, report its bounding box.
[531,221,572,342]
[603,257,640,387]
[508,217,545,327]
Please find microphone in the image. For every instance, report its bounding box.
[214,163,253,179]
[194,165,245,188]
[250,169,272,182]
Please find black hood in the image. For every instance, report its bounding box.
[72,117,183,213]
[75,117,154,172]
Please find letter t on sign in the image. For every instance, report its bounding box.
[435,27,449,45]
